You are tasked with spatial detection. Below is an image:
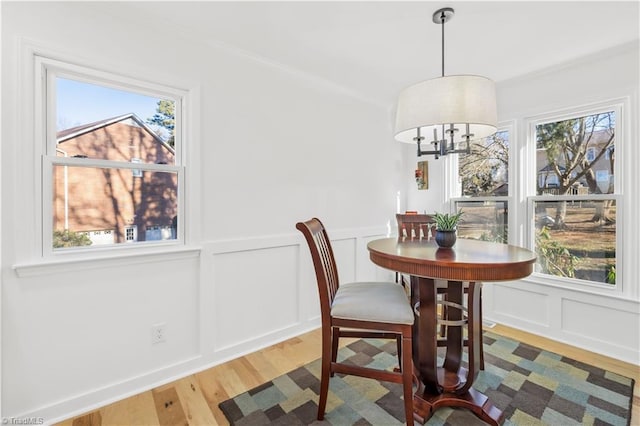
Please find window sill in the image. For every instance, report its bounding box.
[12,246,201,278]
[517,273,630,301]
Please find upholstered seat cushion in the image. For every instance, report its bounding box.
[331,282,414,325]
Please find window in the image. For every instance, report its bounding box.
[452,128,510,244]
[605,146,614,160]
[37,56,185,255]
[131,158,143,178]
[530,108,618,286]
[125,226,137,243]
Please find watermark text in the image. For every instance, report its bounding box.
[2,418,45,425]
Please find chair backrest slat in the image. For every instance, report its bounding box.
[296,218,340,321]
[396,213,435,239]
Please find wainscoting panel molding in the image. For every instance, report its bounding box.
[201,226,388,362]
[492,284,551,327]
[484,280,640,365]
[211,244,300,351]
[561,298,639,354]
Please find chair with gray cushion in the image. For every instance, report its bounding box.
[296,218,415,426]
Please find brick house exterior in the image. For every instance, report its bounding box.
[54,114,177,244]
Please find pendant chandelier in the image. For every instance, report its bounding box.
[394,7,498,159]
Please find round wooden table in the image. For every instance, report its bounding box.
[367,237,536,425]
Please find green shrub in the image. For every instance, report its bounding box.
[605,264,616,284]
[53,230,92,248]
[535,226,579,278]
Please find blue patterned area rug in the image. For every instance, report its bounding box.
[219,332,634,425]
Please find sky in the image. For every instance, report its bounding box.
[56,77,163,131]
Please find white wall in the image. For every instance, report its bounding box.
[403,152,447,214]
[0,2,399,422]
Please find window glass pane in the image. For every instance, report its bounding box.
[536,112,615,195]
[56,78,176,164]
[459,130,509,196]
[534,199,616,284]
[455,200,508,243]
[52,165,177,249]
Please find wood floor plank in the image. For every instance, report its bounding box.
[100,391,159,426]
[207,361,250,399]
[196,367,233,425]
[243,350,282,382]
[151,386,188,426]
[70,410,101,426]
[173,376,217,426]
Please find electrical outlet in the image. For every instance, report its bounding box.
[151,323,166,344]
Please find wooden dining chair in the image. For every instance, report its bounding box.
[296,218,415,426]
[395,213,436,288]
[395,213,485,370]
[395,213,435,289]
[396,213,436,240]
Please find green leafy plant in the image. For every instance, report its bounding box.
[605,264,616,285]
[53,230,92,248]
[433,211,464,231]
[535,226,578,278]
[479,225,508,244]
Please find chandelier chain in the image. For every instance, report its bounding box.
[441,11,445,77]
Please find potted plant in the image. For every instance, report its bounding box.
[433,210,463,248]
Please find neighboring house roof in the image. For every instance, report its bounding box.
[491,182,508,196]
[538,164,567,173]
[57,113,174,153]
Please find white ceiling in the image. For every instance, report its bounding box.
[131,1,639,105]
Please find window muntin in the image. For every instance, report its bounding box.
[453,128,510,244]
[531,109,618,287]
[39,57,184,254]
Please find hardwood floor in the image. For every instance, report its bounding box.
[57,324,639,426]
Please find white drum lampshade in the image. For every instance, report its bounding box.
[394,75,497,144]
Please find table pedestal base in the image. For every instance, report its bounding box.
[410,277,504,425]
[412,387,504,425]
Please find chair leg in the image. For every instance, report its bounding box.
[330,327,340,377]
[401,330,415,426]
[317,326,333,420]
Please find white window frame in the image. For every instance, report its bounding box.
[450,122,514,244]
[35,55,187,259]
[524,101,624,294]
